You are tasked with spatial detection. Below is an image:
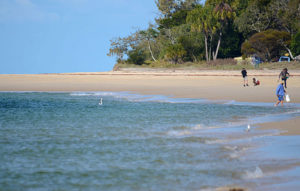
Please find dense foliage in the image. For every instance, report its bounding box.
[108,0,300,65]
[241,30,291,61]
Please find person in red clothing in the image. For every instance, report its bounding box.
[252,78,260,86]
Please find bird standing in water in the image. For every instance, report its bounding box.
[246,124,251,132]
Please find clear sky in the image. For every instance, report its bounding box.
[0,0,157,74]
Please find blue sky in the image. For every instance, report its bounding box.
[0,0,157,74]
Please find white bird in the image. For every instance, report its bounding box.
[99,98,103,105]
[246,124,251,132]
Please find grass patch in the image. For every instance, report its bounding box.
[258,61,300,70]
[113,60,300,71]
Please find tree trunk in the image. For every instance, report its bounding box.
[147,40,157,62]
[266,49,271,61]
[213,32,222,60]
[208,36,213,61]
[284,46,295,60]
[192,53,198,62]
[205,36,209,62]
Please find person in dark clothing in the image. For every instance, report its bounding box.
[278,68,290,88]
[241,68,248,87]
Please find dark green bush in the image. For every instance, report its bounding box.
[291,32,300,56]
[127,49,146,65]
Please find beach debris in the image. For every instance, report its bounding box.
[246,124,251,132]
[99,98,103,105]
[286,94,290,102]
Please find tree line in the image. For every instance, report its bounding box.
[108,0,300,65]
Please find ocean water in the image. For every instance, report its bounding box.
[1,92,300,191]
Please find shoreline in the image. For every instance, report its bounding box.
[1,70,300,135]
[257,117,300,136]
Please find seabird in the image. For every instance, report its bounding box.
[246,124,251,132]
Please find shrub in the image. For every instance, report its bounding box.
[126,49,146,65]
[165,44,187,64]
[291,32,300,56]
[241,30,291,61]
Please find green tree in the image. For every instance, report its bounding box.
[155,0,178,18]
[241,40,256,57]
[217,22,243,58]
[234,2,271,37]
[165,44,187,64]
[158,9,189,29]
[235,0,300,38]
[139,25,159,62]
[155,0,199,18]
[241,29,291,61]
[212,0,235,60]
[107,33,140,62]
[291,32,300,56]
[268,0,300,35]
[127,49,146,65]
[108,0,299,66]
[178,32,205,61]
[157,9,190,47]
[187,5,217,61]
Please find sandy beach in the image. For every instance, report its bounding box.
[1,69,300,135]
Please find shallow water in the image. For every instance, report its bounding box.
[0,92,300,190]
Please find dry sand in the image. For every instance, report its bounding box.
[1,69,299,135]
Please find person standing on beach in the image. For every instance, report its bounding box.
[278,68,290,88]
[241,68,248,87]
[275,82,286,106]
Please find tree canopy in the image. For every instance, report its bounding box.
[108,0,300,65]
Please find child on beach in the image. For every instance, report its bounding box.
[252,78,260,86]
[275,82,286,106]
[241,68,248,87]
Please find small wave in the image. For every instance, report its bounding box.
[205,139,227,144]
[167,130,193,136]
[168,124,221,137]
[191,124,204,130]
[69,91,211,104]
[70,92,93,96]
[224,100,275,107]
[243,166,264,179]
[191,124,219,130]
[221,145,252,159]
[224,100,300,109]
[205,130,280,146]
[223,145,238,151]
[229,152,239,159]
[189,124,210,130]
[70,91,125,97]
[229,147,248,159]
[227,149,241,159]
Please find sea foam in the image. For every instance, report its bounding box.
[243,166,264,179]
